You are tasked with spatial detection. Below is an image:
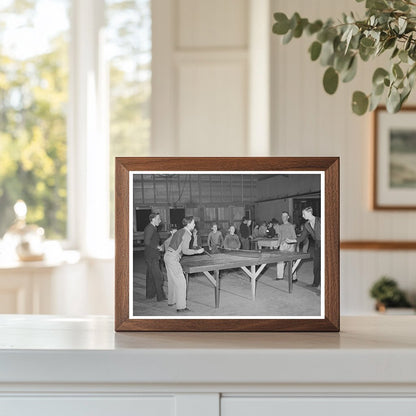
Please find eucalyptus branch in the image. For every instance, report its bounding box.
[272,0,416,115]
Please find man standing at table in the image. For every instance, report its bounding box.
[223,225,241,250]
[164,216,204,312]
[207,223,223,253]
[258,221,268,237]
[239,217,250,250]
[163,226,177,253]
[144,212,166,301]
[287,206,321,287]
[276,211,297,281]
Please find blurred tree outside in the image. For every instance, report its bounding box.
[0,0,151,241]
[0,0,69,239]
[106,0,151,237]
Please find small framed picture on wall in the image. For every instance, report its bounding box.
[374,106,416,209]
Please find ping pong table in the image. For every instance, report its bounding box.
[181,250,310,308]
[253,237,280,249]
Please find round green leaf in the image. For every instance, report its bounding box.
[408,63,416,78]
[373,82,385,96]
[359,44,375,62]
[293,23,303,38]
[293,18,308,38]
[290,13,301,30]
[399,50,408,63]
[408,70,416,88]
[282,29,293,45]
[387,87,401,113]
[391,47,399,59]
[405,34,413,51]
[323,67,339,95]
[400,88,411,107]
[342,56,357,83]
[325,27,338,42]
[273,13,290,35]
[352,91,369,115]
[393,0,409,11]
[372,68,389,86]
[309,41,322,61]
[349,32,361,49]
[307,20,323,35]
[360,37,375,48]
[334,52,352,73]
[369,92,383,112]
[384,37,396,50]
[367,0,388,11]
[393,63,404,79]
[317,30,328,43]
[320,41,335,66]
[409,45,416,61]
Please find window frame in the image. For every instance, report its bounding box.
[67,0,111,257]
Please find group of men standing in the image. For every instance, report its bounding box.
[261,207,321,287]
[142,206,321,313]
[235,208,321,287]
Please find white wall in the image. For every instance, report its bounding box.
[55,0,416,316]
[152,0,250,156]
[271,0,416,313]
[256,199,289,224]
[257,175,320,201]
[255,175,320,225]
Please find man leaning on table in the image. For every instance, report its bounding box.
[164,216,204,312]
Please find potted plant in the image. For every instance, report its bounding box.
[369,276,413,312]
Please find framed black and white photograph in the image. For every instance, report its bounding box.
[374,106,416,210]
[115,157,339,331]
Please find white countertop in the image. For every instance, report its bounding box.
[0,315,415,388]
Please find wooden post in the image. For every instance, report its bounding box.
[251,265,256,300]
[214,270,220,308]
[288,260,293,293]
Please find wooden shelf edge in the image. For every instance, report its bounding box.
[340,241,416,250]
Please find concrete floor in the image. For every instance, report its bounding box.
[133,250,321,317]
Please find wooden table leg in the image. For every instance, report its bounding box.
[214,270,220,308]
[251,265,256,300]
[288,261,293,293]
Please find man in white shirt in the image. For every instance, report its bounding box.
[276,211,297,281]
[164,216,204,312]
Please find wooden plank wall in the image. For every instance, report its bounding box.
[132,174,256,233]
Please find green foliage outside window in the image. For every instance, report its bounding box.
[0,1,69,238]
[0,0,151,240]
[107,0,151,237]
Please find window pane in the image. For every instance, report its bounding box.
[0,0,70,239]
[106,0,151,237]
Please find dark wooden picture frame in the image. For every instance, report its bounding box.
[115,157,339,332]
[373,106,416,210]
